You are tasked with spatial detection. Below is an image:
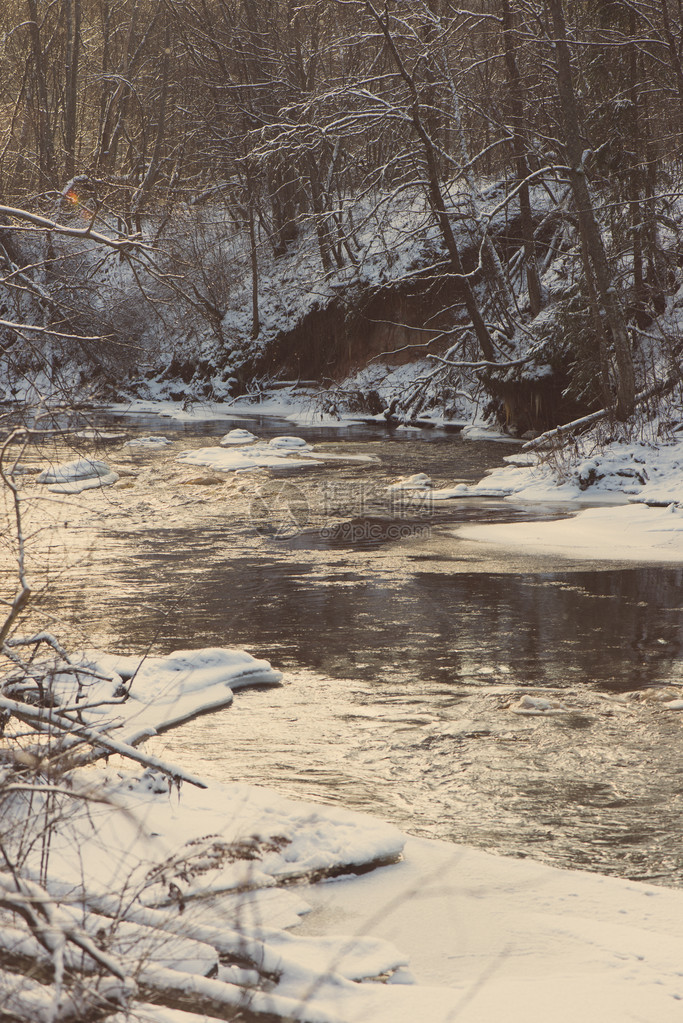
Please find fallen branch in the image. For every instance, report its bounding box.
[0,695,207,789]
[523,371,683,451]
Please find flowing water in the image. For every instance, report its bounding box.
[9,409,683,886]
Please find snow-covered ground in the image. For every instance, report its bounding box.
[428,428,683,563]
[4,647,683,1023]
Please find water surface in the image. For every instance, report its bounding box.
[14,409,683,885]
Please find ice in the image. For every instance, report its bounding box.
[268,435,312,449]
[75,430,128,441]
[176,444,320,472]
[175,441,373,474]
[36,457,120,493]
[457,503,683,562]
[127,435,173,447]
[387,473,432,490]
[509,694,570,715]
[37,457,115,483]
[431,482,469,499]
[219,428,256,445]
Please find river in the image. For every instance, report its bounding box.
[10,408,683,886]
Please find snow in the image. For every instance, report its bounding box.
[127,435,173,448]
[268,435,313,449]
[219,428,256,445]
[386,473,432,490]
[460,423,520,443]
[4,629,683,1023]
[176,443,320,472]
[509,693,570,715]
[428,430,683,563]
[9,646,283,746]
[294,834,683,1022]
[15,759,683,1022]
[36,456,120,493]
[175,436,375,474]
[457,502,683,562]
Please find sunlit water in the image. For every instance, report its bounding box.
[9,408,683,885]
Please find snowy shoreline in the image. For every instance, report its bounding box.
[435,431,683,563]
[5,402,683,1021]
[104,393,683,565]
[4,644,683,1022]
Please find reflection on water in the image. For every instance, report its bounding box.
[12,410,683,886]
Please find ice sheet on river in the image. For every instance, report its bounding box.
[457,502,683,562]
[176,436,375,473]
[176,443,319,472]
[36,456,119,493]
[36,646,283,741]
[127,435,173,448]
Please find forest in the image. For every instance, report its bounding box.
[4,5,683,1022]
[1,0,682,432]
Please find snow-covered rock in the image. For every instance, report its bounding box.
[127,436,173,448]
[509,694,570,715]
[36,457,119,493]
[219,428,257,445]
[387,473,432,491]
[268,435,312,450]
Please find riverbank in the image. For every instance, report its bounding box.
[3,652,683,1023]
[106,394,683,564]
[4,403,683,1021]
[435,420,683,562]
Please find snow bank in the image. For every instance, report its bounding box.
[6,630,683,1022]
[10,774,683,1022]
[295,833,683,1022]
[438,436,683,505]
[457,501,683,562]
[430,433,683,563]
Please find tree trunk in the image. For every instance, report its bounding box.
[131,20,171,220]
[26,0,56,187]
[548,0,635,419]
[64,0,81,181]
[501,0,542,317]
[367,1,496,362]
